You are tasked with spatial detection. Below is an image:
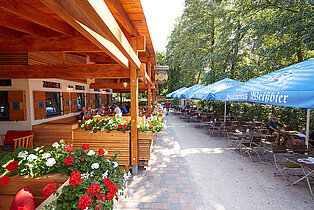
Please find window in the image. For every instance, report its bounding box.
[95,94,100,108]
[43,81,60,89]
[0,79,12,86]
[75,85,85,90]
[77,93,85,111]
[94,89,100,92]
[0,91,9,120]
[45,92,61,116]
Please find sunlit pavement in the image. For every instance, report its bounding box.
[116,114,205,210]
[117,112,313,210]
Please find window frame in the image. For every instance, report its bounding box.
[77,93,85,111]
[0,91,10,120]
[45,91,61,117]
[95,93,100,108]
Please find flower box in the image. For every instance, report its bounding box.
[138,131,157,166]
[73,129,130,167]
[0,173,68,209]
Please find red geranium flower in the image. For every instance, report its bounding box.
[118,124,122,128]
[99,148,104,155]
[108,183,117,194]
[86,117,90,120]
[123,124,127,129]
[64,144,73,152]
[103,178,111,187]
[123,131,126,134]
[95,204,102,210]
[150,125,154,129]
[106,192,114,201]
[78,194,92,210]
[6,160,18,171]
[69,170,82,187]
[86,125,91,129]
[64,156,74,165]
[0,176,9,185]
[86,183,100,197]
[115,194,119,201]
[97,193,106,202]
[43,183,56,196]
[96,119,99,122]
[17,205,30,210]
[81,157,85,161]
[82,144,89,150]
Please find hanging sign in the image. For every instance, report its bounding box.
[155,66,169,84]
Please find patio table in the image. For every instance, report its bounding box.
[284,154,314,197]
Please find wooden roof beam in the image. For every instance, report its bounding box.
[138,63,153,87]
[90,82,147,90]
[0,0,76,36]
[0,10,59,37]
[104,0,139,37]
[72,0,141,69]
[41,0,129,68]
[0,64,128,79]
[0,35,102,53]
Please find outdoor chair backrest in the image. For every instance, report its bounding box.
[225,121,232,127]
[13,134,34,152]
[266,135,277,143]
[214,122,222,127]
[272,145,288,153]
[251,136,262,143]
[292,145,307,154]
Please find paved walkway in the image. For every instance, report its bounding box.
[117,113,313,210]
[116,114,205,209]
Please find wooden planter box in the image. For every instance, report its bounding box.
[0,173,68,209]
[138,132,157,166]
[33,123,79,148]
[73,130,130,167]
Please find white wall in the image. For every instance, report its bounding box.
[1,78,113,134]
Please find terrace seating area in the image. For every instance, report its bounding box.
[170,105,314,196]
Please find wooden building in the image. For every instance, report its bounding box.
[0,0,157,173]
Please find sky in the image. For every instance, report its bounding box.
[141,0,185,53]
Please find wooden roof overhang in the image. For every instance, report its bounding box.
[0,0,157,91]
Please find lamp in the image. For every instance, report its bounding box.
[122,81,128,87]
[67,85,74,91]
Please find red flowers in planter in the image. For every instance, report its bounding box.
[106,192,114,201]
[99,148,104,155]
[123,124,127,129]
[78,194,92,210]
[0,176,9,185]
[64,144,73,152]
[96,119,99,122]
[6,160,18,171]
[108,183,118,194]
[86,183,100,197]
[150,125,154,129]
[82,144,89,150]
[64,156,74,165]
[43,183,57,196]
[118,124,122,129]
[103,178,111,187]
[86,125,91,129]
[97,193,106,202]
[69,170,82,187]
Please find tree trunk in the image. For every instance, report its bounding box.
[296,32,303,62]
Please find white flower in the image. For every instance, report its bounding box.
[86,119,93,124]
[87,150,95,156]
[81,172,93,180]
[52,142,60,148]
[46,158,56,167]
[113,162,118,168]
[102,171,108,179]
[27,154,38,162]
[137,125,140,128]
[39,149,44,153]
[42,153,51,159]
[123,171,131,182]
[34,147,40,152]
[102,149,108,155]
[91,163,99,169]
[129,188,134,196]
[18,151,28,159]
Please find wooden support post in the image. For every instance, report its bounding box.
[130,63,139,173]
[147,62,152,116]
[152,92,156,104]
[120,93,123,103]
